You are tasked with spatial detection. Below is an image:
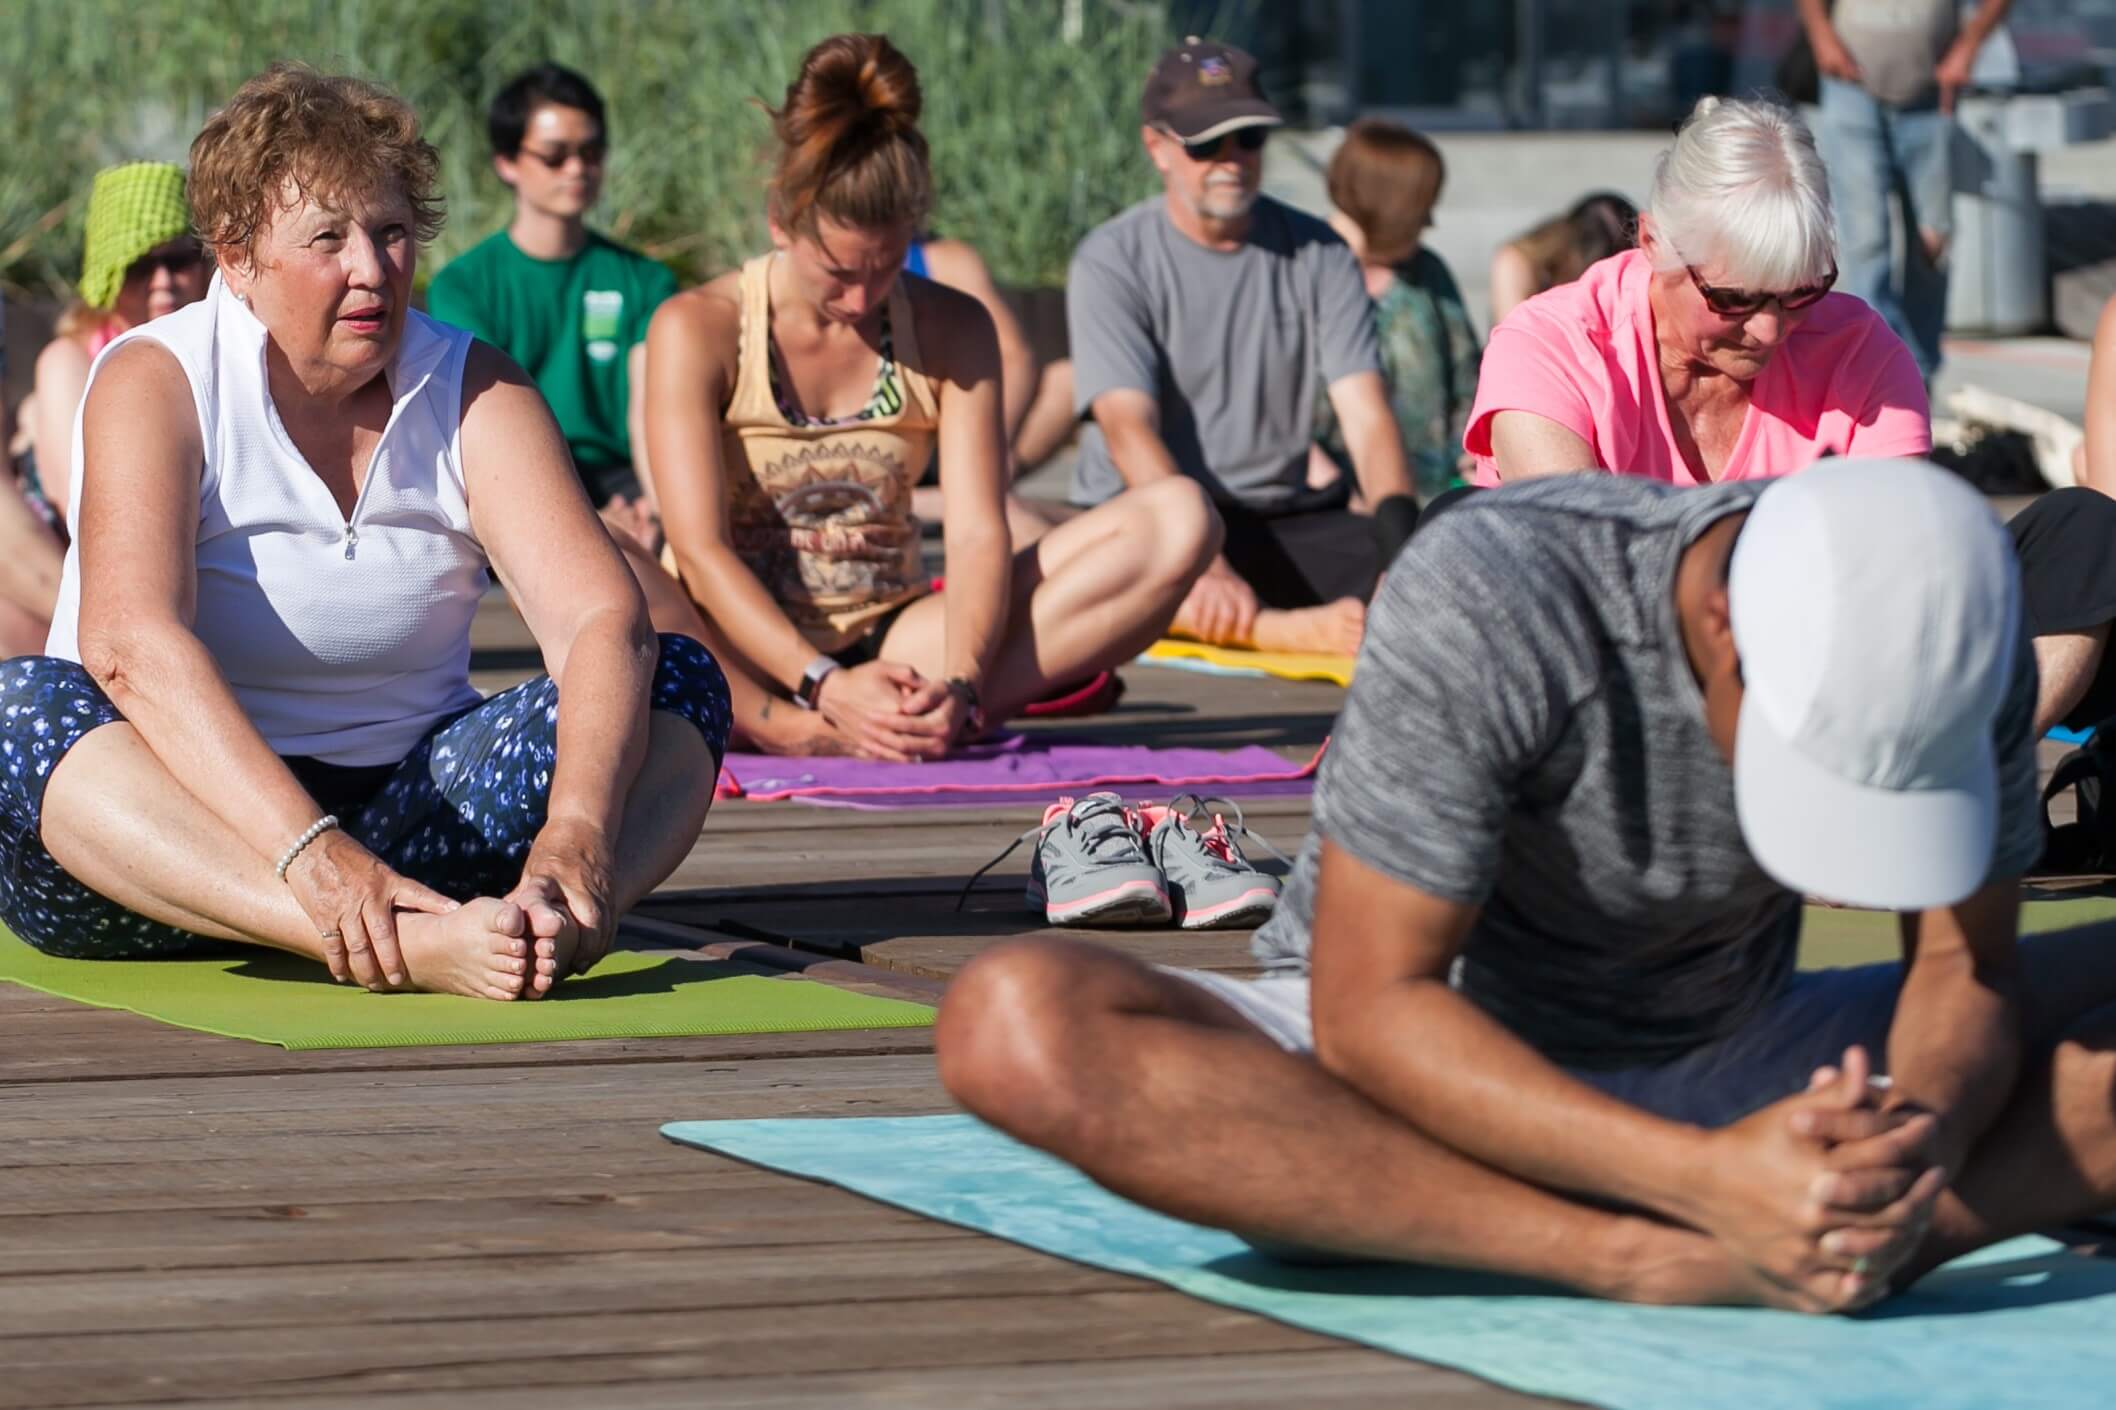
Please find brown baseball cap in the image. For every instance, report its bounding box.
[1141,37,1282,143]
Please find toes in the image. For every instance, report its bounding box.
[494,902,529,938]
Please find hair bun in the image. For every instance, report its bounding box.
[778,32,921,150]
[766,33,933,237]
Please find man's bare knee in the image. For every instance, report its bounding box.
[937,940,1093,1125]
[1124,478,1220,583]
[937,937,1171,1149]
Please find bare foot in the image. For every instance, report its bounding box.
[518,900,580,1001]
[1613,1218,1877,1316]
[394,898,535,1001]
[1252,597,1366,656]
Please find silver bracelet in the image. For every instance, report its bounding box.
[275,815,340,882]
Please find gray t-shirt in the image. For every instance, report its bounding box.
[1834,0,1958,108]
[1067,195,1382,509]
[1252,474,2043,1069]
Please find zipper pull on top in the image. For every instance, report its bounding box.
[344,526,358,561]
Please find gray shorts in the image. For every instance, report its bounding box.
[1169,962,1905,1129]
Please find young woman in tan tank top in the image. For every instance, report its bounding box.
[637,34,1215,760]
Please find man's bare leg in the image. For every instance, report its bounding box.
[1905,922,2116,1274]
[2031,624,2111,735]
[938,937,1858,1310]
[1171,592,1367,657]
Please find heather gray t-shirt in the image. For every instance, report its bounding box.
[1252,474,2044,1069]
[1067,195,1382,509]
[1833,0,1959,108]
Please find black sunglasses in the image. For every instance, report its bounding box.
[1167,125,1268,162]
[126,242,205,280]
[520,140,608,169]
[1686,262,1837,318]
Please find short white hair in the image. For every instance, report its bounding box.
[1648,96,1835,289]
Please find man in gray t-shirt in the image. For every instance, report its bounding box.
[1066,38,1415,659]
[1798,0,2015,380]
[940,460,2116,1314]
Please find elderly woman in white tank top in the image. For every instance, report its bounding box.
[0,65,731,1000]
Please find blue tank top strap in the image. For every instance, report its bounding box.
[903,238,927,280]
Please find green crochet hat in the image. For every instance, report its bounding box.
[79,162,192,311]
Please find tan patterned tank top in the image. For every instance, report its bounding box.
[720,253,942,652]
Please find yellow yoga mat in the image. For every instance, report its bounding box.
[1140,639,1355,688]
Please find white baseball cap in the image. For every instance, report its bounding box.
[1728,458,2020,910]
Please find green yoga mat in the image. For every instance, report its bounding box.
[0,927,933,1049]
[665,1114,2116,1410]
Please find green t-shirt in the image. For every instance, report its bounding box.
[425,230,677,498]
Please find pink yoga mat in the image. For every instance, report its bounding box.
[713,733,1324,810]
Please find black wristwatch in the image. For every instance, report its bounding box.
[793,655,837,710]
[945,676,985,732]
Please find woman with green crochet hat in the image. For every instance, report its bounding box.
[28,161,210,522]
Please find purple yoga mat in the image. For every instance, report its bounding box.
[714,732,1322,810]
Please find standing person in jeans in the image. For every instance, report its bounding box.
[1069,37,1416,658]
[1798,0,2016,382]
[426,64,676,551]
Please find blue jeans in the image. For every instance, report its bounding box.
[1818,77,1954,381]
[0,634,731,958]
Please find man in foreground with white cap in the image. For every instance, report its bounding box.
[1065,37,1416,658]
[938,458,2116,1312]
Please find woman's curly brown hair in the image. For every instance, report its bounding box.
[189,62,444,265]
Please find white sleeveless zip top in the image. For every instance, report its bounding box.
[48,276,490,766]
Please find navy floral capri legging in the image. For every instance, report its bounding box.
[0,632,731,958]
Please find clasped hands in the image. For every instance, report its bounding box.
[1696,1045,1949,1313]
[814,660,974,762]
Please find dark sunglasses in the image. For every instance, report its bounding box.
[1686,262,1836,318]
[126,242,205,280]
[1167,125,1268,162]
[519,140,608,169]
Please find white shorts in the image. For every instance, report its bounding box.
[1164,961,1905,1129]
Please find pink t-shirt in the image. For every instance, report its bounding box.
[1465,250,1930,487]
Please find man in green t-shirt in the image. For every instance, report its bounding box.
[426,64,677,548]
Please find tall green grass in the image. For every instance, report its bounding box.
[0,0,1187,297]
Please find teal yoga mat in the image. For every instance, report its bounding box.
[663,1113,2116,1410]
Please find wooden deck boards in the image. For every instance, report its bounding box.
[0,1003,1564,1408]
[2,634,1580,1408]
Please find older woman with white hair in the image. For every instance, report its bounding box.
[0,64,731,1000]
[1467,96,1929,485]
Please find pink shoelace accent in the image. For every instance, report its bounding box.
[1193,812,1240,864]
[1135,800,1236,863]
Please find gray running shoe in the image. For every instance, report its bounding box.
[960,793,1172,926]
[1141,794,1285,930]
